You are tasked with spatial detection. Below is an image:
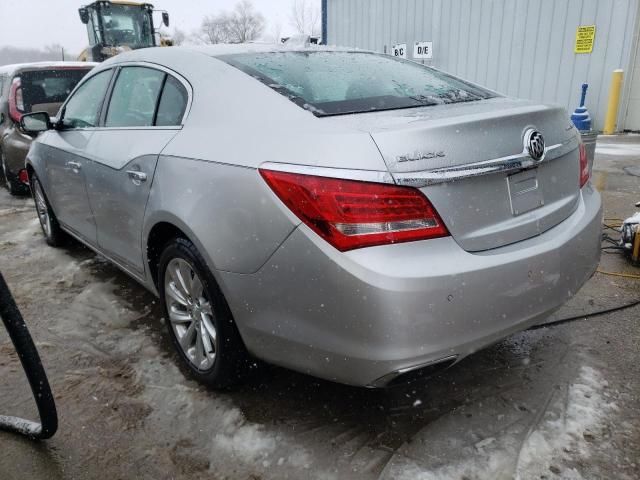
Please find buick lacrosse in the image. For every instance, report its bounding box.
[21,45,601,388]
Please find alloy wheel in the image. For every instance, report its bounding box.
[164,258,218,371]
[33,179,51,238]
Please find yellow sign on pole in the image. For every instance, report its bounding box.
[575,25,596,54]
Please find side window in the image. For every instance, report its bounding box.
[62,69,112,128]
[105,67,164,127]
[155,76,188,126]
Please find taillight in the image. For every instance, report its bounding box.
[579,143,590,188]
[259,169,449,251]
[8,77,24,123]
[18,169,29,185]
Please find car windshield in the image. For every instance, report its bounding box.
[20,69,92,113]
[99,4,154,48]
[220,51,497,117]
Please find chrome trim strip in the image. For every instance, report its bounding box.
[393,136,579,188]
[259,162,395,184]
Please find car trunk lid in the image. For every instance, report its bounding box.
[325,97,581,252]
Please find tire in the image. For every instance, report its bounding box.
[1,149,28,196]
[31,174,67,247]
[158,237,248,388]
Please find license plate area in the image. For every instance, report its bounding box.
[507,169,544,216]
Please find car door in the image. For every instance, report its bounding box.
[43,68,113,245]
[82,65,189,274]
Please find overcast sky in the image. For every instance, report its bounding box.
[0,0,320,53]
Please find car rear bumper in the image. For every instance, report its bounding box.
[219,185,602,387]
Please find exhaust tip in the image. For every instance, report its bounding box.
[368,355,458,388]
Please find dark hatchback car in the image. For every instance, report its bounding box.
[0,62,95,194]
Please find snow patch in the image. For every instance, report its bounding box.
[383,366,617,480]
[515,366,617,479]
[595,142,640,156]
[212,407,278,463]
[388,450,515,480]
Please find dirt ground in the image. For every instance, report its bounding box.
[0,135,638,480]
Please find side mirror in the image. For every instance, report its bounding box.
[20,112,52,134]
[78,7,90,24]
[162,12,170,27]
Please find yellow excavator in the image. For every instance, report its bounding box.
[78,0,171,62]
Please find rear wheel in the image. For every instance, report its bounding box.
[31,174,66,247]
[1,149,27,196]
[158,237,248,388]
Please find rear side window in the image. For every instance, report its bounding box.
[220,51,497,117]
[155,76,188,126]
[106,66,165,127]
[19,68,92,113]
[63,69,112,128]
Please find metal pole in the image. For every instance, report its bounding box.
[321,0,328,45]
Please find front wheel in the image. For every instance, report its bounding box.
[31,174,66,247]
[158,237,248,388]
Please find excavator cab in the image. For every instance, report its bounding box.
[78,1,169,62]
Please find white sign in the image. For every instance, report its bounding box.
[413,41,433,59]
[391,43,407,59]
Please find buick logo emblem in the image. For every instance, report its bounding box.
[524,128,545,162]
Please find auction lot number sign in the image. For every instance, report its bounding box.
[392,43,407,58]
[413,41,433,59]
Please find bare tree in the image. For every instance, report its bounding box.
[228,0,265,43]
[171,27,187,46]
[289,0,320,37]
[197,1,264,44]
[268,20,284,44]
[199,12,233,44]
[43,43,66,60]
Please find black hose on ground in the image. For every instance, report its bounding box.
[530,298,640,330]
[0,271,57,440]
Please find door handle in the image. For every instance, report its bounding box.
[66,161,81,172]
[126,170,147,185]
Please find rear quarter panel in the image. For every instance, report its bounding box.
[143,155,300,278]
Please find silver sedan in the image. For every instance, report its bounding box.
[21,45,602,388]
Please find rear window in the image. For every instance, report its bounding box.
[19,69,92,113]
[220,51,497,117]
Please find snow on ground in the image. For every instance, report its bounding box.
[381,365,618,480]
[213,407,279,464]
[514,366,618,479]
[595,142,640,157]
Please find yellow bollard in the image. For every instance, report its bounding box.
[603,69,624,135]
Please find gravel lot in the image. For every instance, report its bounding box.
[0,135,638,480]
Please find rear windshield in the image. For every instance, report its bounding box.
[220,51,497,117]
[19,69,92,113]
